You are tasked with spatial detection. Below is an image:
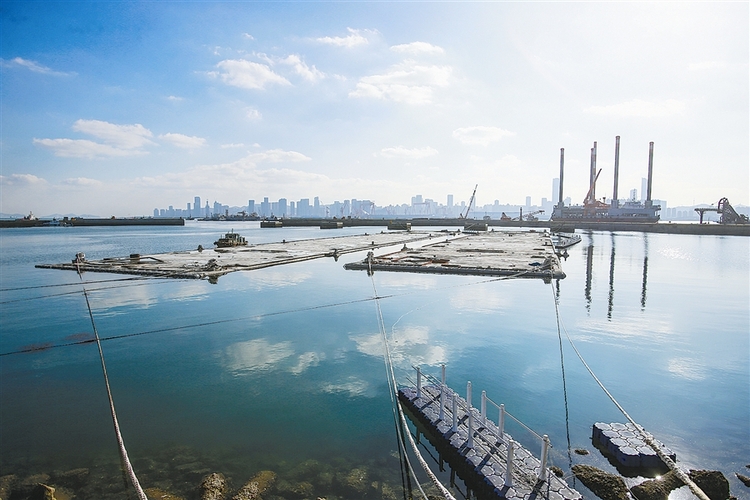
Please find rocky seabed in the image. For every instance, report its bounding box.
[0,447,422,500]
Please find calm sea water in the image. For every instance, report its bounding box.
[1,222,748,499]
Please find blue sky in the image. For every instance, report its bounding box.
[1,1,748,216]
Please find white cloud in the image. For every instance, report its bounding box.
[61,177,103,187]
[688,61,729,71]
[380,146,438,159]
[390,42,444,55]
[221,143,245,149]
[584,99,687,118]
[0,173,47,186]
[350,59,452,105]
[72,119,155,149]
[245,148,311,163]
[242,33,255,40]
[246,108,262,120]
[33,138,147,158]
[213,59,291,90]
[452,126,515,146]
[316,28,373,48]
[167,95,184,101]
[5,57,75,76]
[279,54,325,83]
[158,133,207,149]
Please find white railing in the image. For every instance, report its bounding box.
[407,365,552,488]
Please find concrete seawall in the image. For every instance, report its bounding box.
[269,218,750,236]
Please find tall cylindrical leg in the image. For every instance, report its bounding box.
[467,381,472,409]
[416,366,422,399]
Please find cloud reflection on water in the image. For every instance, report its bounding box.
[224,338,294,374]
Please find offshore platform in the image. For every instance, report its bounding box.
[551,137,661,222]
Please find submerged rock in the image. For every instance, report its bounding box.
[630,471,684,500]
[737,472,750,487]
[145,486,185,500]
[200,472,227,500]
[336,467,370,496]
[574,448,590,455]
[571,464,629,500]
[0,474,18,500]
[231,470,277,500]
[688,469,730,500]
[550,466,564,477]
[51,468,89,489]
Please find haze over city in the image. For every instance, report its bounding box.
[1,2,748,217]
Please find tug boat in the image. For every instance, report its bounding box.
[214,230,247,247]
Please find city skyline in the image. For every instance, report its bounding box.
[2,3,748,216]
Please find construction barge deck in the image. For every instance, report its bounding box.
[35,230,565,282]
[399,368,582,500]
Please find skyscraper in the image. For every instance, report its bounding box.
[194,197,201,217]
[552,178,560,204]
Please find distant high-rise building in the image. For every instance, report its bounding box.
[204,201,210,217]
[278,198,287,217]
[186,202,191,216]
[525,196,531,207]
[261,197,270,217]
[630,188,638,202]
[248,200,255,214]
[194,197,201,216]
[298,198,310,216]
[552,178,560,204]
[641,178,648,202]
[289,201,295,217]
[314,196,320,216]
[153,208,159,217]
[447,194,453,207]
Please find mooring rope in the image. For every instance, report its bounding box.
[369,271,456,500]
[75,262,148,500]
[549,281,710,500]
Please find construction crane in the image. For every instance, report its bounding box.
[459,184,478,219]
[514,209,545,221]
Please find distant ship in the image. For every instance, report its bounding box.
[214,230,247,247]
[551,137,660,223]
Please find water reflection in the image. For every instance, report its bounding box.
[641,234,649,310]
[584,232,594,314]
[607,233,616,320]
[224,338,294,374]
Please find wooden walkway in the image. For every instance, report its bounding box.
[399,383,582,500]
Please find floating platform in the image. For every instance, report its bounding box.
[345,231,565,280]
[0,217,184,228]
[592,422,674,470]
[399,381,582,500]
[35,232,449,281]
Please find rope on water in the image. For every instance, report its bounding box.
[549,280,710,500]
[370,272,456,500]
[76,262,148,500]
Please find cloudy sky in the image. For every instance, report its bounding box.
[1,1,747,216]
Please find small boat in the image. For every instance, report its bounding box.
[550,232,581,249]
[214,230,247,247]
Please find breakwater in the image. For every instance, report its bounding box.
[262,217,750,236]
[0,217,184,228]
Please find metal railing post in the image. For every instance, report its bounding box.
[466,381,472,409]
[416,366,422,398]
[481,390,487,423]
[499,404,505,440]
[441,364,446,385]
[467,411,474,449]
[538,435,550,481]
[505,442,514,487]
[452,394,458,432]
[439,382,445,421]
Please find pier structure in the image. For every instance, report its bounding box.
[398,366,582,500]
